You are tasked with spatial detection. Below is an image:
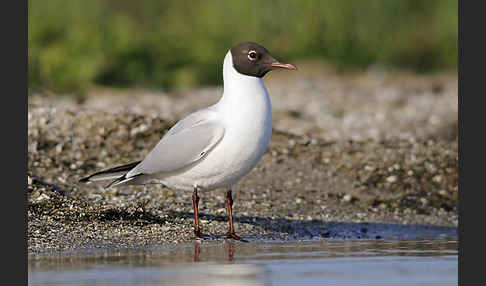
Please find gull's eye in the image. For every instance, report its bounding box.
[248,50,257,61]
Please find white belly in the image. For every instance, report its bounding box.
[156,88,272,192]
[157,110,271,191]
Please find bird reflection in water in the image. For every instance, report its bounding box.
[193,241,236,262]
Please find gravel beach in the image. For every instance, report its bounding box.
[28,63,458,253]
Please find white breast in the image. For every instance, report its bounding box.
[157,51,272,191]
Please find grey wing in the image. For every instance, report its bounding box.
[126,110,225,177]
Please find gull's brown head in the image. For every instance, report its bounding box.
[230,42,297,78]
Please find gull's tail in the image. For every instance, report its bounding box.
[79,161,142,189]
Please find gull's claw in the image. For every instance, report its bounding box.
[226,231,248,242]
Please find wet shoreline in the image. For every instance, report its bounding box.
[28,68,458,254]
[29,238,458,286]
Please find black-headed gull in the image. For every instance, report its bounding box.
[80,42,297,241]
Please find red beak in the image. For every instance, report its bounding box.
[271,61,298,71]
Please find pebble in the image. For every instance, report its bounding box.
[433,175,442,183]
[36,193,50,202]
[88,194,103,201]
[55,143,64,154]
[342,194,353,202]
[364,165,375,171]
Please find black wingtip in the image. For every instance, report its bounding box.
[79,176,90,183]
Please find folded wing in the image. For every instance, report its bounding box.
[126,109,225,178]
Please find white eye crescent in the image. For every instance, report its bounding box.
[248,50,257,61]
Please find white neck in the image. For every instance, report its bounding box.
[217,51,269,107]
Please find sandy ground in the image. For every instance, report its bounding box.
[28,62,458,253]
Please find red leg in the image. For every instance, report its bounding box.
[228,241,234,261]
[194,243,200,262]
[193,187,209,238]
[225,189,247,242]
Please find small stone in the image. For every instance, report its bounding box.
[39,117,47,126]
[96,162,107,168]
[33,232,43,238]
[386,175,397,183]
[87,194,102,201]
[36,193,50,202]
[364,165,375,171]
[433,175,442,183]
[343,194,352,202]
[55,143,64,154]
[425,163,437,173]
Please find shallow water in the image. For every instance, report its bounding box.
[29,238,458,286]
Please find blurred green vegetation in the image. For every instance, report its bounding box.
[28,0,457,94]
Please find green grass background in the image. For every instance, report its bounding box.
[28,0,457,94]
